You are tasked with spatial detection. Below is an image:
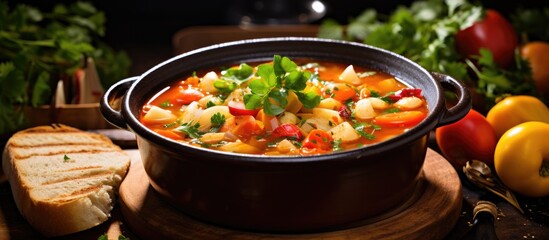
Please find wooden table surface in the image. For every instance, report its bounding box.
[1,129,548,239]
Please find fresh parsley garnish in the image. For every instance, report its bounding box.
[175,121,202,139]
[214,63,254,94]
[353,122,381,140]
[209,112,226,133]
[243,55,321,116]
[63,155,71,162]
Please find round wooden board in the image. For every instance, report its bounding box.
[119,148,462,240]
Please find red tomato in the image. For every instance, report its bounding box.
[175,88,204,105]
[228,100,260,116]
[435,109,497,169]
[455,9,518,68]
[373,111,426,127]
[272,123,303,140]
[302,129,333,151]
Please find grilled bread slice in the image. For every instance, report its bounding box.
[2,124,131,237]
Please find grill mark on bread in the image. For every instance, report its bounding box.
[41,171,113,185]
[11,148,119,160]
[51,185,103,203]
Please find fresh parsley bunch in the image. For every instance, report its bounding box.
[243,55,321,116]
[0,2,131,134]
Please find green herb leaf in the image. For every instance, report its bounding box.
[176,121,202,139]
[244,55,320,116]
[209,112,226,133]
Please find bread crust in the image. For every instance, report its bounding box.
[2,124,131,237]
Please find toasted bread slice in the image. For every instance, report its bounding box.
[2,124,131,237]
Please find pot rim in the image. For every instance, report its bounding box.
[121,37,444,163]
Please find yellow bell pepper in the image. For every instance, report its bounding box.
[494,121,549,197]
[486,95,549,139]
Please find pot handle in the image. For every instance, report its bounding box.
[100,77,139,130]
[431,72,472,127]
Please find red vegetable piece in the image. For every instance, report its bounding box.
[228,100,260,116]
[302,129,333,151]
[272,123,303,140]
[388,88,423,102]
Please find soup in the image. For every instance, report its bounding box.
[140,55,428,155]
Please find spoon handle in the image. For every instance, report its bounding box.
[463,161,524,214]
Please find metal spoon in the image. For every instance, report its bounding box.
[463,160,524,214]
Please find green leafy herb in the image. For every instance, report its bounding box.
[209,112,226,133]
[0,2,131,134]
[332,139,343,151]
[63,154,71,162]
[244,55,320,115]
[175,121,202,139]
[353,122,381,140]
[159,100,171,108]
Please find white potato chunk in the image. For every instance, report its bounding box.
[200,71,219,94]
[339,65,362,85]
[142,106,177,124]
[218,141,261,154]
[394,96,423,110]
[354,98,376,120]
[330,122,361,143]
[368,97,390,110]
[317,97,342,110]
[197,106,232,132]
[278,112,299,125]
[300,117,333,134]
[276,139,298,154]
[197,95,224,108]
[199,132,227,144]
[179,101,203,124]
[312,108,343,125]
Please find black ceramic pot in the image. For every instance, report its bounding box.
[101,37,471,232]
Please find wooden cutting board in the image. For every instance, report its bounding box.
[119,148,462,240]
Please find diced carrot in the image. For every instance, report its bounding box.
[155,129,185,141]
[256,109,280,132]
[373,111,426,127]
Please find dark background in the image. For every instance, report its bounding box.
[7,0,546,75]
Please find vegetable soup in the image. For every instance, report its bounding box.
[140,55,428,155]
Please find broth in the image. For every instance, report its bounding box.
[140,56,428,155]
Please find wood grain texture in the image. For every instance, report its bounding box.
[119,148,462,240]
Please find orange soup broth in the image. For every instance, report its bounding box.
[140,59,429,155]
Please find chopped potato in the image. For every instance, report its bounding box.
[312,108,343,125]
[339,65,361,85]
[218,141,262,154]
[330,122,361,143]
[200,71,219,93]
[197,106,232,132]
[279,112,299,125]
[277,139,298,154]
[142,106,177,125]
[317,98,342,110]
[200,132,227,144]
